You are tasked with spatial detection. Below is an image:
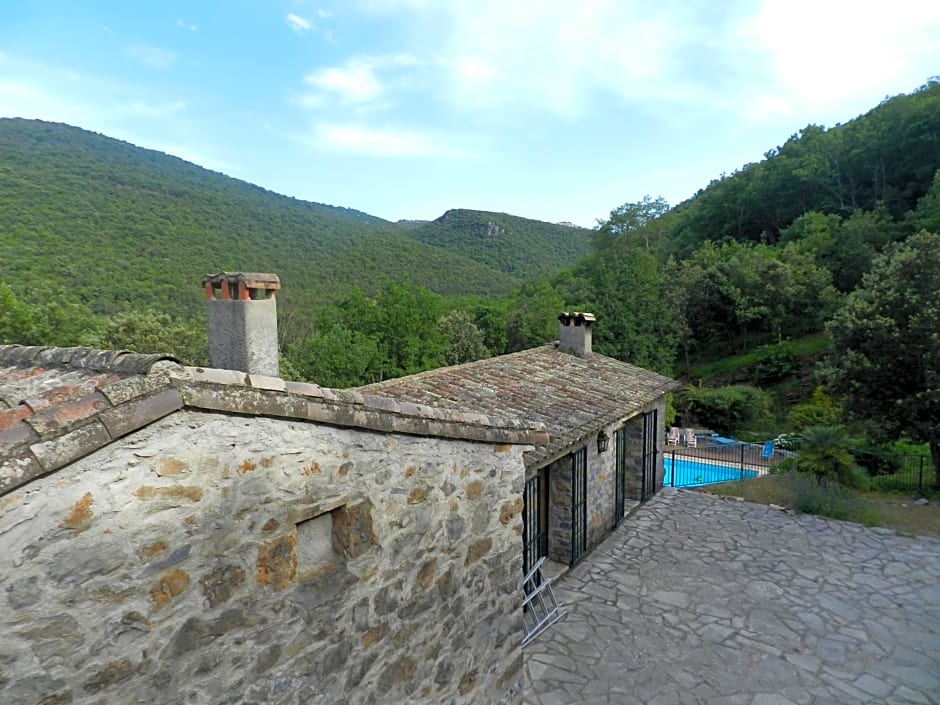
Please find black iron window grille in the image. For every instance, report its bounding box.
[570,447,588,565]
[523,470,548,578]
[614,426,627,527]
[641,409,659,501]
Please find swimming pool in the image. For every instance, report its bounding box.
[663,457,758,488]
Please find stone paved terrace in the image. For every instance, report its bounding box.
[523,489,940,705]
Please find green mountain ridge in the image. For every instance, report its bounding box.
[409,209,591,278]
[0,118,591,318]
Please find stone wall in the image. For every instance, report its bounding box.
[544,453,572,565]
[542,399,667,566]
[0,410,529,705]
[621,400,666,502]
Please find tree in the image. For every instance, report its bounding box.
[0,279,100,347]
[594,196,672,253]
[283,284,449,386]
[372,283,447,379]
[824,231,940,487]
[505,281,565,353]
[84,310,208,365]
[572,243,679,373]
[910,169,940,235]
[287,325,381,388]
[672,240,837,357]
[438,310,490,366]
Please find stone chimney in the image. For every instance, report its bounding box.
[203,272,281,376]
[557,312,595,357]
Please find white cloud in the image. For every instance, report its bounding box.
[737,0,940,119]
[347,0,940,125]
[306,61,382,102]
[305,122,476,158]
[304,54,419,106]
[126,44,177,70]
[176,19,198,31]
[350,0,715,118]
[286,13,314,33]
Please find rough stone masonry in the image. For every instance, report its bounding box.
[0,409,531,704]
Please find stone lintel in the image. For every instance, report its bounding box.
[287,496,351,524]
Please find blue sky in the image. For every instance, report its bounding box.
[1,1,938,227]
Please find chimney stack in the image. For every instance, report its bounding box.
[203,272,281,376]
[557,312,595,357]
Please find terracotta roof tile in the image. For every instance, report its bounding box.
[25,391,112,437]
[360,344,680,467]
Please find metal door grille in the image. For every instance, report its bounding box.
[521,557,565,646]
[571,447,587,565]
[641,409,658,501]
[614,427,627,527]
[523,471,548,577]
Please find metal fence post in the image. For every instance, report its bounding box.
[739,444,745,480]
[670,450,676,487]
[918,456,924,493]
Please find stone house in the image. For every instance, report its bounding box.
[0,274,547,705]
[360,312,680,574]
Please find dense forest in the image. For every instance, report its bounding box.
[0,118,592,320]
[2,81,939,476]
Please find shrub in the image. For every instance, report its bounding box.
[849,446,903,477]
[795,425,865,488]
[786,472,859,520]
[769,457,798,475]
[679,384,773,436]
[752,342,797,384]
[786,387,842,428]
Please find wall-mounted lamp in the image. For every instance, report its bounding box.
[597,430,610,453]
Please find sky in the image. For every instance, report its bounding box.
[1,1,939,227]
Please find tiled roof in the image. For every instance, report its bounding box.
[359,344,681,468]
[0,345,547,497]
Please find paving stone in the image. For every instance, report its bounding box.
[852,673,893,698]
[523,490,940,705]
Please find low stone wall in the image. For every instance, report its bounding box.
[0,411,528,704]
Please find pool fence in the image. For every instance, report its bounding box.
[663,435,788,489]
[664,434,935,493]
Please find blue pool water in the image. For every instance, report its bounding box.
[663,457,758,488]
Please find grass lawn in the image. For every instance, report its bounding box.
[705,473,940,538]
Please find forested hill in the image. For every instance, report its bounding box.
[666,80,940,255]
[575,80,940,375]
[406,209,592,279]
[0,119,589,317]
